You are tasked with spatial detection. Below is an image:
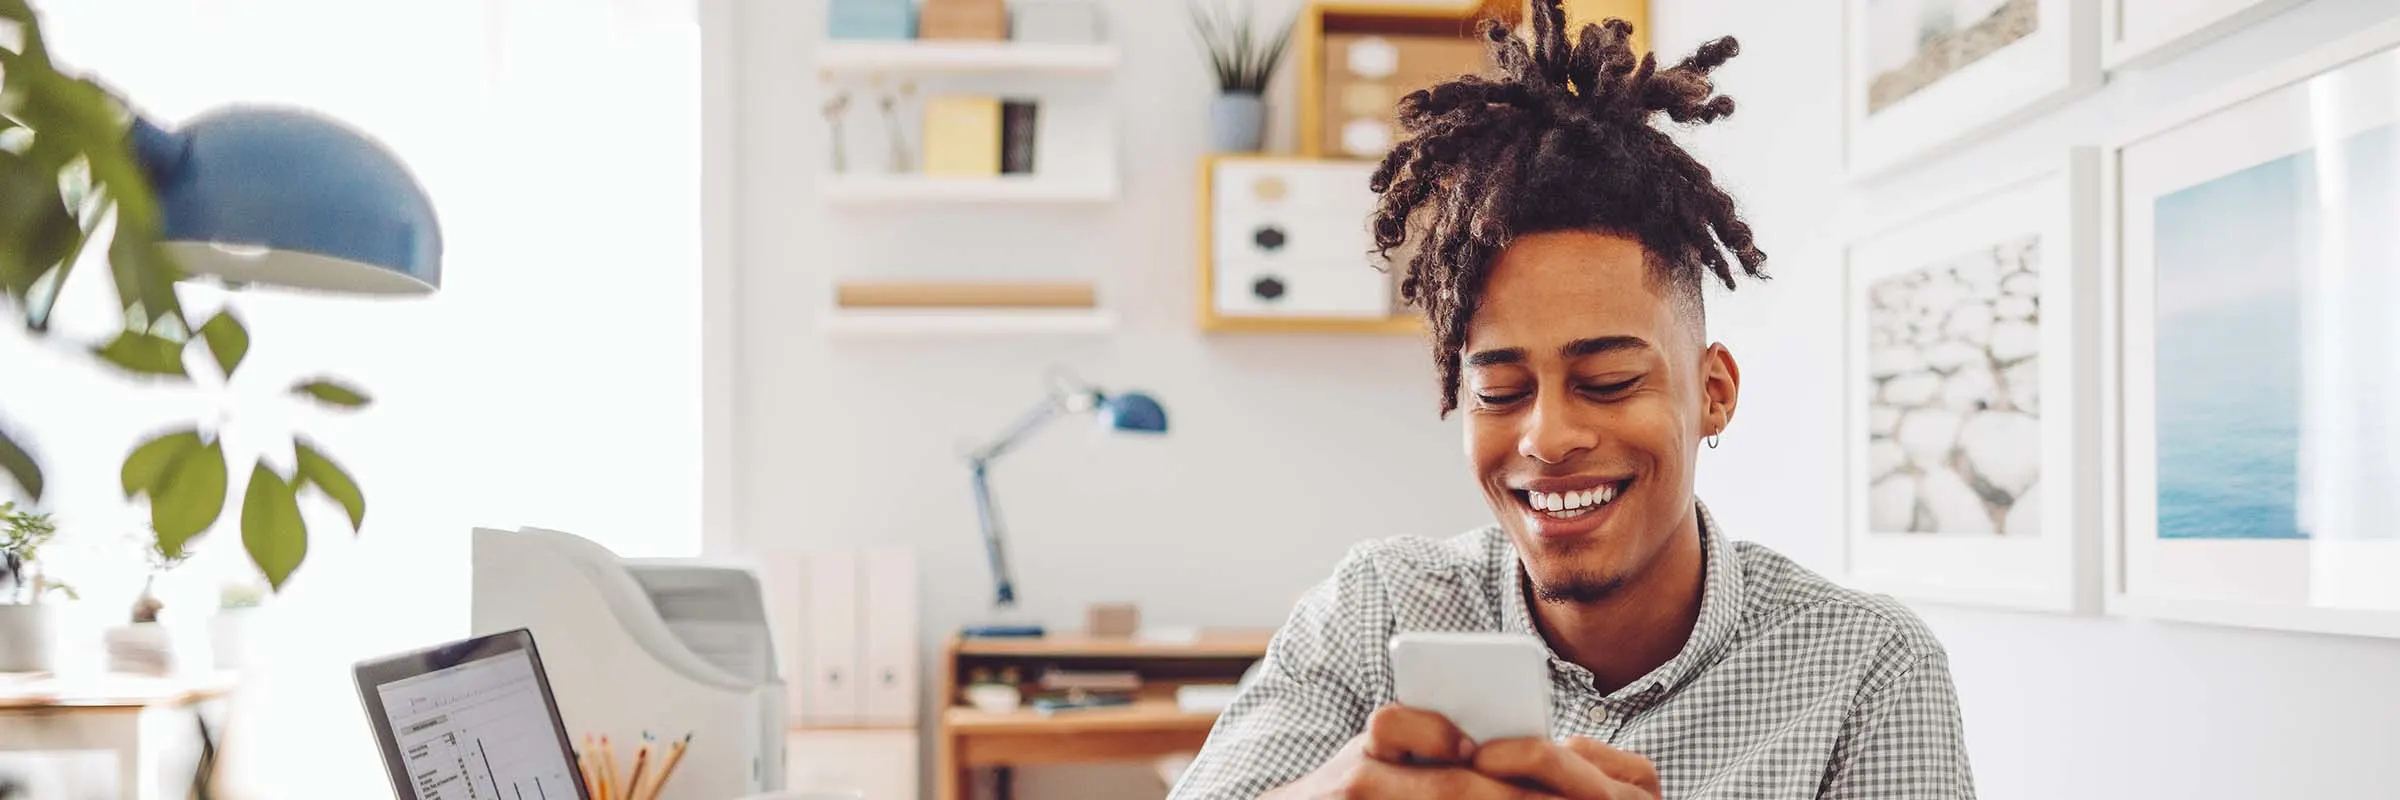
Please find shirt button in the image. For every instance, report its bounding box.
[1585,704,1608,723]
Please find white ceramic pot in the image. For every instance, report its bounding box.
[211,609,258,670]
[0,603,57,672]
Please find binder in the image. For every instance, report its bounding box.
[801,550,864,725]
[767,551,810,725]
[860,548,919,726]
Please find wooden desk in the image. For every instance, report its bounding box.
[935,629,1273,800]
[0,673,236,800]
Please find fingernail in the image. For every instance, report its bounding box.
[1456,734,1477,757]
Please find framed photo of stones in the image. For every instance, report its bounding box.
[2105,18,2400,638]
[1844,151,2102,612]
[1845,0,2101,179]
[2101,0,2311,70]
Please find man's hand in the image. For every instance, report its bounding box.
[1262,706,1662,800]
[1473,736,1661,800]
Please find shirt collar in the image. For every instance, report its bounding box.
[1500,501,1747,699]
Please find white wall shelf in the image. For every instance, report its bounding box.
[821,173,1119,205]
[818,309,1119,338]
[816,41,1121,75]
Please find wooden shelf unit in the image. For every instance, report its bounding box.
[935,628,1275,800]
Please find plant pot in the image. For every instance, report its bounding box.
[211,609,259,670]
[1210,92,1267,153]
[0,603,57,672]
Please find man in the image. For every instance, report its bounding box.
[1167,5,1974,799]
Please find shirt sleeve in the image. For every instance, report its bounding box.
[1818,646,1977,800]
[1167,546,1391,800]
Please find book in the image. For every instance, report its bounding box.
[922,95,1002,177]
[1000,100,1039,175]
[1038,668,1141,693]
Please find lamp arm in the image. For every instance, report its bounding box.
[967,387,1082,463]
[969,457,1018,609]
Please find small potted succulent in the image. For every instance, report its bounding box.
[1191,0,1294,153]
[0,501,70,671]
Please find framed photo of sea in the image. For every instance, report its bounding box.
[2106,17,2400,638]
[1843,152,2103,613]
[1844,0,2101,180]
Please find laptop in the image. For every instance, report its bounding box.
[354,629,593,800]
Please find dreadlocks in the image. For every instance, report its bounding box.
[1370,0,1768,415]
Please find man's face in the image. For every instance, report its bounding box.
[1460,230,1737,602]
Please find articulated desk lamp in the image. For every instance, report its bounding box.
[963,371,1168,638]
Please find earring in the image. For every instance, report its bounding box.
[1705,433,1721,449]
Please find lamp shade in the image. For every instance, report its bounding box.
[1097,391,1167,434]
[129,108,441,294]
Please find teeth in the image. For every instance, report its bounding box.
[1525,486,1626,515]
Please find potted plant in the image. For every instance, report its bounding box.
[1191,0,1294,153]
[211,580,265,670]
[0,500,71,671]
[0,2,373,594]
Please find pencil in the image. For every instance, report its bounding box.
[599,734,620,800]
[625,732,654,800]
[638,733,691,800]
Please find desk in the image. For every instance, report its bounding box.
[935,629,1273,800]
[0,673,235,800]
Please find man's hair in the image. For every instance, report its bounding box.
[1369,0,1769,415]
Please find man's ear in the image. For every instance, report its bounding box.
[1702,343,1741,438]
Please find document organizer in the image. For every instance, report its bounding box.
[472,527,787,799]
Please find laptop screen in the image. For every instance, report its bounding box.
[357,630,588,800]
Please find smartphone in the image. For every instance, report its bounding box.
[1388,631,1552,744]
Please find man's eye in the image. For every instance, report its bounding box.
[1476,391,1529,406]
[1584,378,1640,396]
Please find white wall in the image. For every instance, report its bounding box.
[727,0,1490,795]
[1653,0,2400,797]
[733,0,2400,798]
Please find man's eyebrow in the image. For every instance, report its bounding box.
[1465,348,1525,367]
[1563,336,1651,358]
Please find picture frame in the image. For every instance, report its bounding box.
[2100,0,2313,70]
[1844,0,2102,180]
[2103,16,2400,638]
[1843,151,2103,613]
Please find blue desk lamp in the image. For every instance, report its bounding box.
[963,372,1168,638]
[129,107,441,294]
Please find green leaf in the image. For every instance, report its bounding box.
[0,0,35,24]
[107,234,186,330]
[93,331,188,376]
[239,463,306,591]
[197,311,249,378]
[292,378,372,409]
[149,438,227,552]
[0,150,75,298]
[293,440,365,531]
[120,428,202,498]
[0,424,41,501]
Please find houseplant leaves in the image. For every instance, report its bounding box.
[292,378,371,408]
[197,311,249,378]
[240,463,306,590]
[293,439,364,531]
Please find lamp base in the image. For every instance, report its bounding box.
[961,623,1046,638]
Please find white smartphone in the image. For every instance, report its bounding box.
[1388,631,1552,744]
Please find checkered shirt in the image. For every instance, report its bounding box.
[1168,503,1974,799]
